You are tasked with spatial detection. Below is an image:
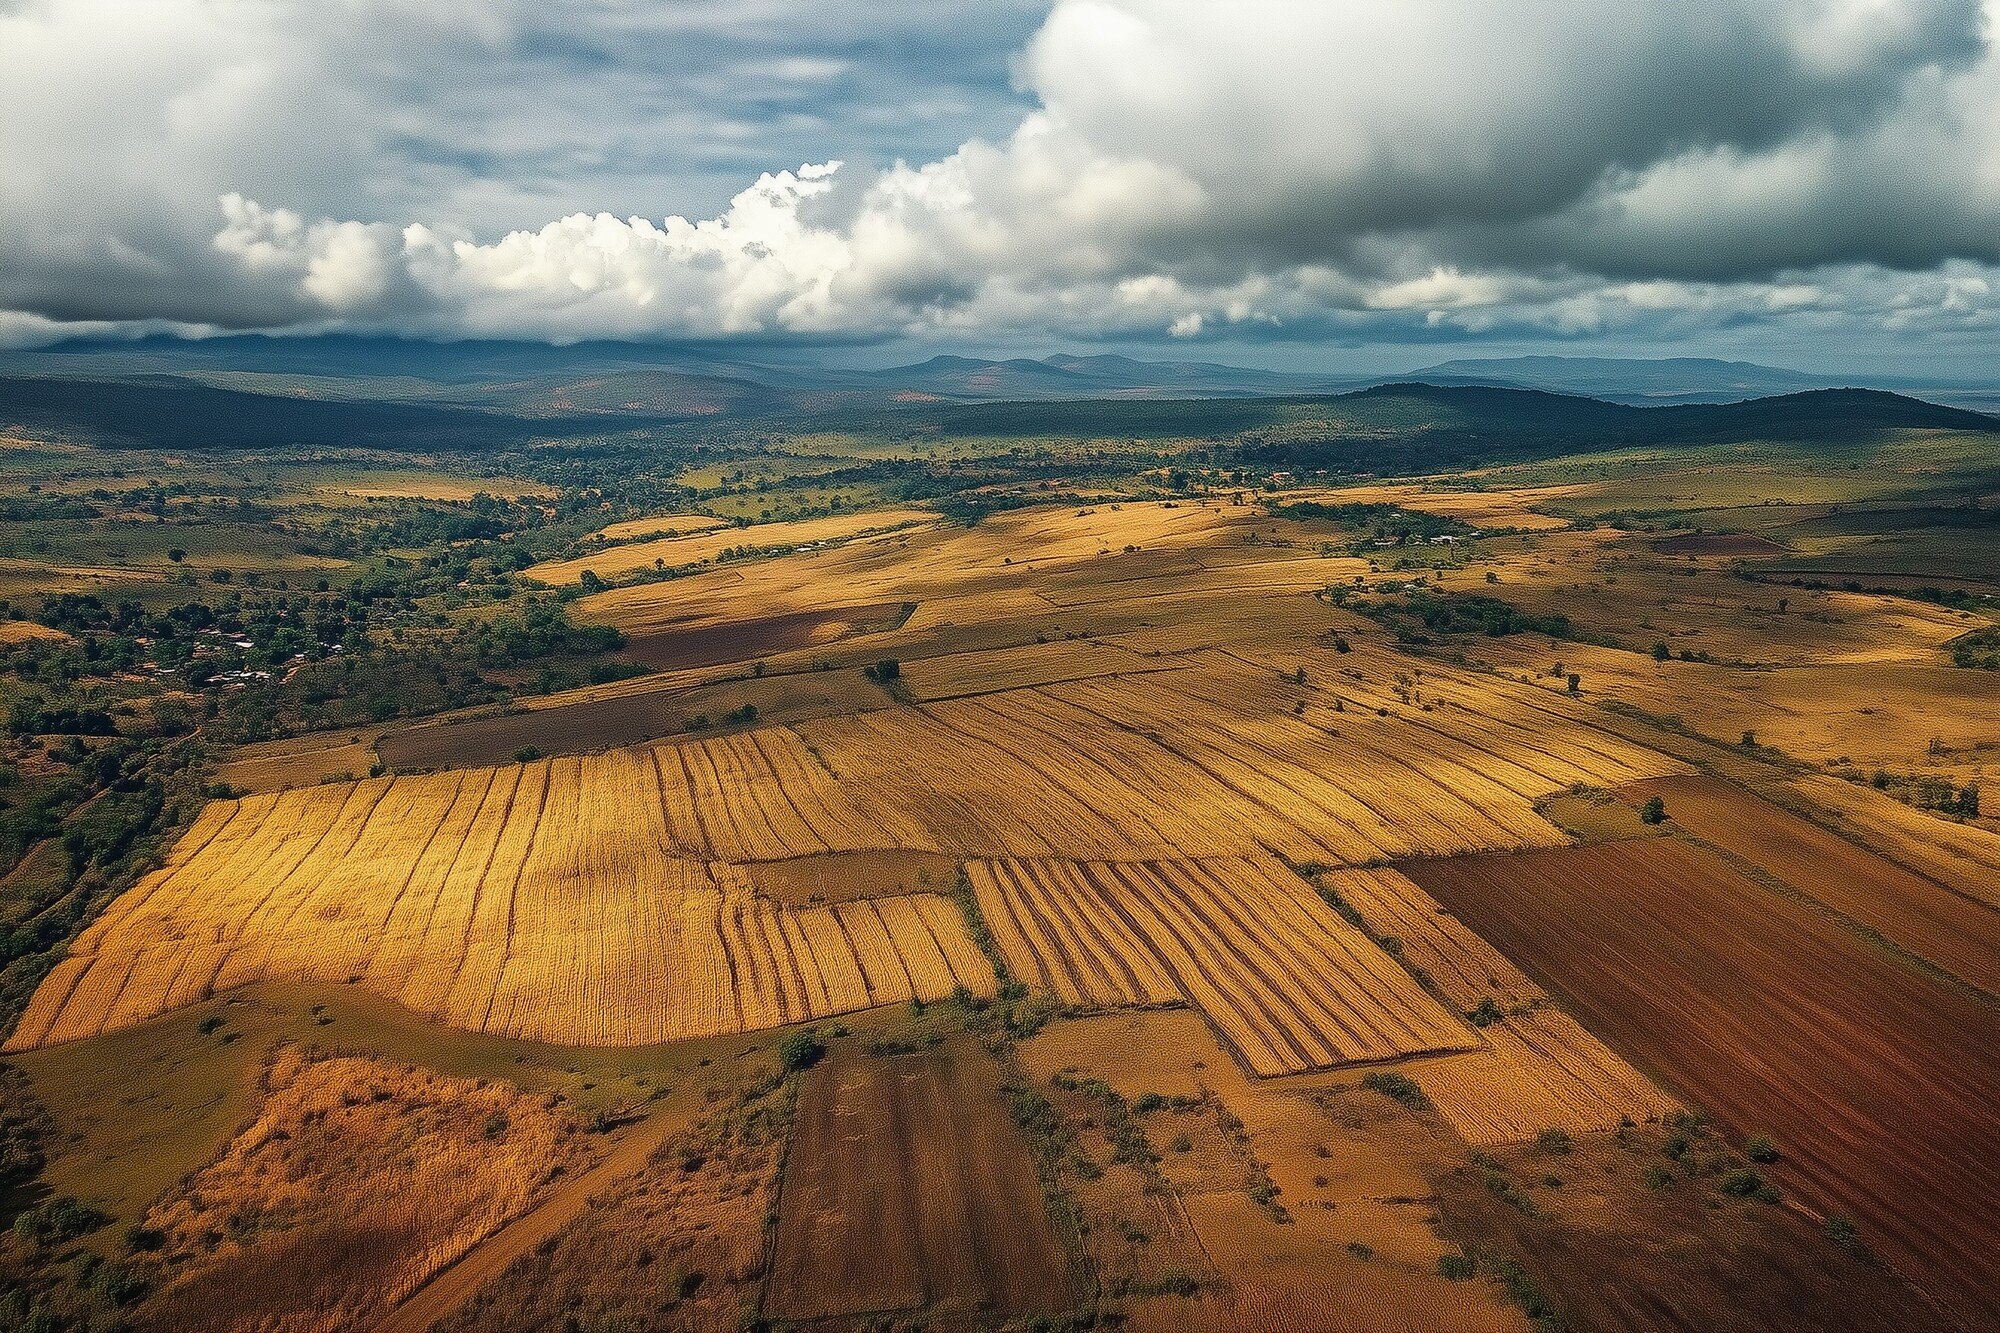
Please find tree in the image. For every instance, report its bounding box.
[1639,795,1667,825]
[1565,673,1580,695]
[1652,640,1670,661]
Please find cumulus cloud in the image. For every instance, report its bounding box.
[5,0,2000,353]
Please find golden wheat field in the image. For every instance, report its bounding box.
[970,855,1477,1076]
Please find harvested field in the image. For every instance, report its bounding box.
[971,856,1477,1076]
[899,637,1170,701]
[1410,837,2000,1329]
[1623,774,2000,996]
[375,666,890,770]
[590,511,727,542]
[215,730,382,793]
[5,751,994,1050]
[610,600,912,670]
[1285,481,1581,531]
[764,1037,1078,1322]
[1787,773,2000,913]
[137,1048,591,1333]
[528,508,936,586]
[1324,865,1675,1143]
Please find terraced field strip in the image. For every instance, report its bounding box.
[1789,774,2000,912]
[971,855,1477,1077]
[1411,838,2000,1327]
[6,761,993,1051]
[1623,773,2000,995]
[899,637,1172,701]
[528,507,937,585]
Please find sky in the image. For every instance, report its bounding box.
[5,0,2000,376]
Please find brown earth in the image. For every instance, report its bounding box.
[1652,531,1790,557]
[1622,773,2000,996]
[1432,1124,1924,1332]
[1408,837,2000,1330]
[763,1036,1079,1324]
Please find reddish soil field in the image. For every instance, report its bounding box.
[1652,531,1789,557]
[618,601,910,670]
[1408,837,2000,1330]
[1623,774,2000,996]
[764,1038,1079,1323]
[376,691,687,769]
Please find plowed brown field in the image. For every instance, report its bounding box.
[764,1038,1078,1322]
[1410,837,2000,1329]
[1622,774,2000,995]
[1327,866,1674,1143]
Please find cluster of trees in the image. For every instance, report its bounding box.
[1358,589,1576,643]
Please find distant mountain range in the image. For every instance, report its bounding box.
[10,334,1994,411]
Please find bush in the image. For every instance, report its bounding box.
[1535,1128,1573,1156]
[1467,997,1504,1028]
[1639,795,1667,825]
[1360,1071,1427,1108]
[1437,1252,1477,1281]
[778,1031,825,1073]
[1719,1168,1764,1197]
[1744,1134,1779,1163]
[12,1195,107,1247]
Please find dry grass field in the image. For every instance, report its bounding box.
[137,1047,592,1333]
[1020,1008,1527,1332]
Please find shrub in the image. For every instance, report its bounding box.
[1437,1252,1477,1281]
[1360,1071,1428,1108]
[1744,1134,1779,1163]
[1639,795,1667,825]
[777,1031,825,1073]
[1467,997,1504,1028]
[1719,1168,1763,1197]
[1535,1128,1573,1156]
[12,1195,107,1247]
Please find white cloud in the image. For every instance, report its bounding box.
[5,0,2000,354]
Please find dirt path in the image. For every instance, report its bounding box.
[371,1104,691,1333]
